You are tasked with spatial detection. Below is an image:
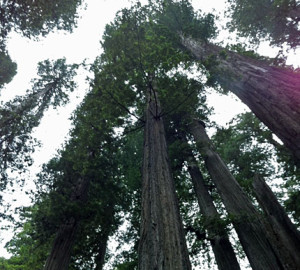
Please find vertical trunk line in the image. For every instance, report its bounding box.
[253,174,300,269]
[186,151,241,270]
[94,232,109,270]
[138,87,191,270]
[44,176,90,270]
[188,119,284,270]
[180,36,300,162]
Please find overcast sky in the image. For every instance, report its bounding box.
[0,0,299,260]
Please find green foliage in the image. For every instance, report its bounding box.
[114,260,138,270]
[101,3,189,88]
[212,112,300,225]
[0,0,83,40]
[0,51,17,89]
[22,60,143,268]
[6,2,300,269]
[212,112,276,192]
[285,186,300,225]
[226,0,300,48]
[156,0,217,42]
[228,43,273,61]
[279,155,300,225]
[0,58,78,198]
[0,0,83,86]
[3,206,51,270]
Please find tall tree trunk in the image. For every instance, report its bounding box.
[44,177,90,270]
[187,153,241,270]
[252,174,300,269]
[189,119,283,270]
[138,86,191,270]
[180,35,300,162]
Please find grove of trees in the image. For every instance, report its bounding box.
[0,0,299,269]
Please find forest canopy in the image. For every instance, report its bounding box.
[0,0,299,269]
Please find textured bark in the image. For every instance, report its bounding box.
[187,154,241,270]
[180,36,300,162]
[138,87,191,270]
[43,217,79,270]
[44,177,90,270]
[253,175,300,269]
[189,119,283,270]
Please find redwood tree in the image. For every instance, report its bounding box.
[189,119,283,270]
[99,4,197,268]
[157,0,300,162]
[138,85,191,270]
[180,36,300,162]
[187,153,241,270]
[253,174,300,269]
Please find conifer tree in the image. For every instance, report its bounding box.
[189,119,283,270]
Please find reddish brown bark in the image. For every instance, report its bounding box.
[189,119,283,270]
[138,87,191,270]
[180,36,300,162]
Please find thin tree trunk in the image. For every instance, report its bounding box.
[180,35,300,162]
[94,204,115,270]
[94,232,109,270]
[253,174,300,269]
[138,86,191,270]
[44,177,90,270]
[187,154,241,270]
[189,119,283,270]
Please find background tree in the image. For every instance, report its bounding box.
[0,0,84,88]
[179,34,300,163]
[252,174,300,268]
[212,112,300,268]
[2,1,300,270]
[0,50,17,89]
[154,0,300,162]
[226,0,300,48]
[213,112,300,225]
[41,57,139,269]
[0,58,78,195]
[189,119,283,269]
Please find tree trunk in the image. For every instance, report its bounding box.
[187,154,241,270]
[94,204,115,270]
[189,119,283,270]
[43,217,79,270]
[94,232,109,270]
[44,177,90,270]
[253,174,300,269]
[180,35,300,162]
[138,86,191,270]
